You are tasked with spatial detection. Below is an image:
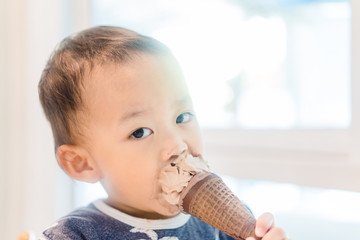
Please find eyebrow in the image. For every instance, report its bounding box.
[119,109,148,123]
[119,95,192,123]
[176,95,192,107]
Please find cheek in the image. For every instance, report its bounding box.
[102,158,159,205]
[188,124,204,153]
[105,149,158,191]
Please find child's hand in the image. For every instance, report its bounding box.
[246,212,289,240]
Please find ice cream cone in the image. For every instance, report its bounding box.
[179,172,259,240]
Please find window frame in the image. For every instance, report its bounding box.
[202,129,359,191]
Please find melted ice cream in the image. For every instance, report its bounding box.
[158,153,209,205]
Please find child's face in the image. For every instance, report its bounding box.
[83,53,203,219]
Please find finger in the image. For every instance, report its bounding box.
[255,212,275,237]
[261,227,287,240]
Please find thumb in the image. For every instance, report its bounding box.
[255,212,274,237]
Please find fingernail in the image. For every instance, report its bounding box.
[246,238,255,240]
[255,227,265,237]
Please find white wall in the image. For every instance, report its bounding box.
[351,0,360,163]
[0,0,359,239]
[0,0,88,238]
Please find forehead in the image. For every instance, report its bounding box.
[83,53,190,116]
[91,53,185,86]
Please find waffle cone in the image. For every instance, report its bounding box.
[179,172,259,240]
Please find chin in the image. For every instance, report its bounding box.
[155,199,181,217]
[160,206,181,217]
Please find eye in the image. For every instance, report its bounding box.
[176,112,193,124]
[130,128,152,139]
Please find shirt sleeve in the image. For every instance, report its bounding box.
[41,217,101,240]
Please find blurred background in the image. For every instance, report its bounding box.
[1,0,360,239]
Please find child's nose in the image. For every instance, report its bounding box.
[161,136,188,162]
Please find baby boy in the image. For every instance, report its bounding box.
[38,26,287,240]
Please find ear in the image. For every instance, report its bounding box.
[57,144,101,183]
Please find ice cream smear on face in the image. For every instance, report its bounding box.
[158,153,209,206]
[158,153,258,240]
